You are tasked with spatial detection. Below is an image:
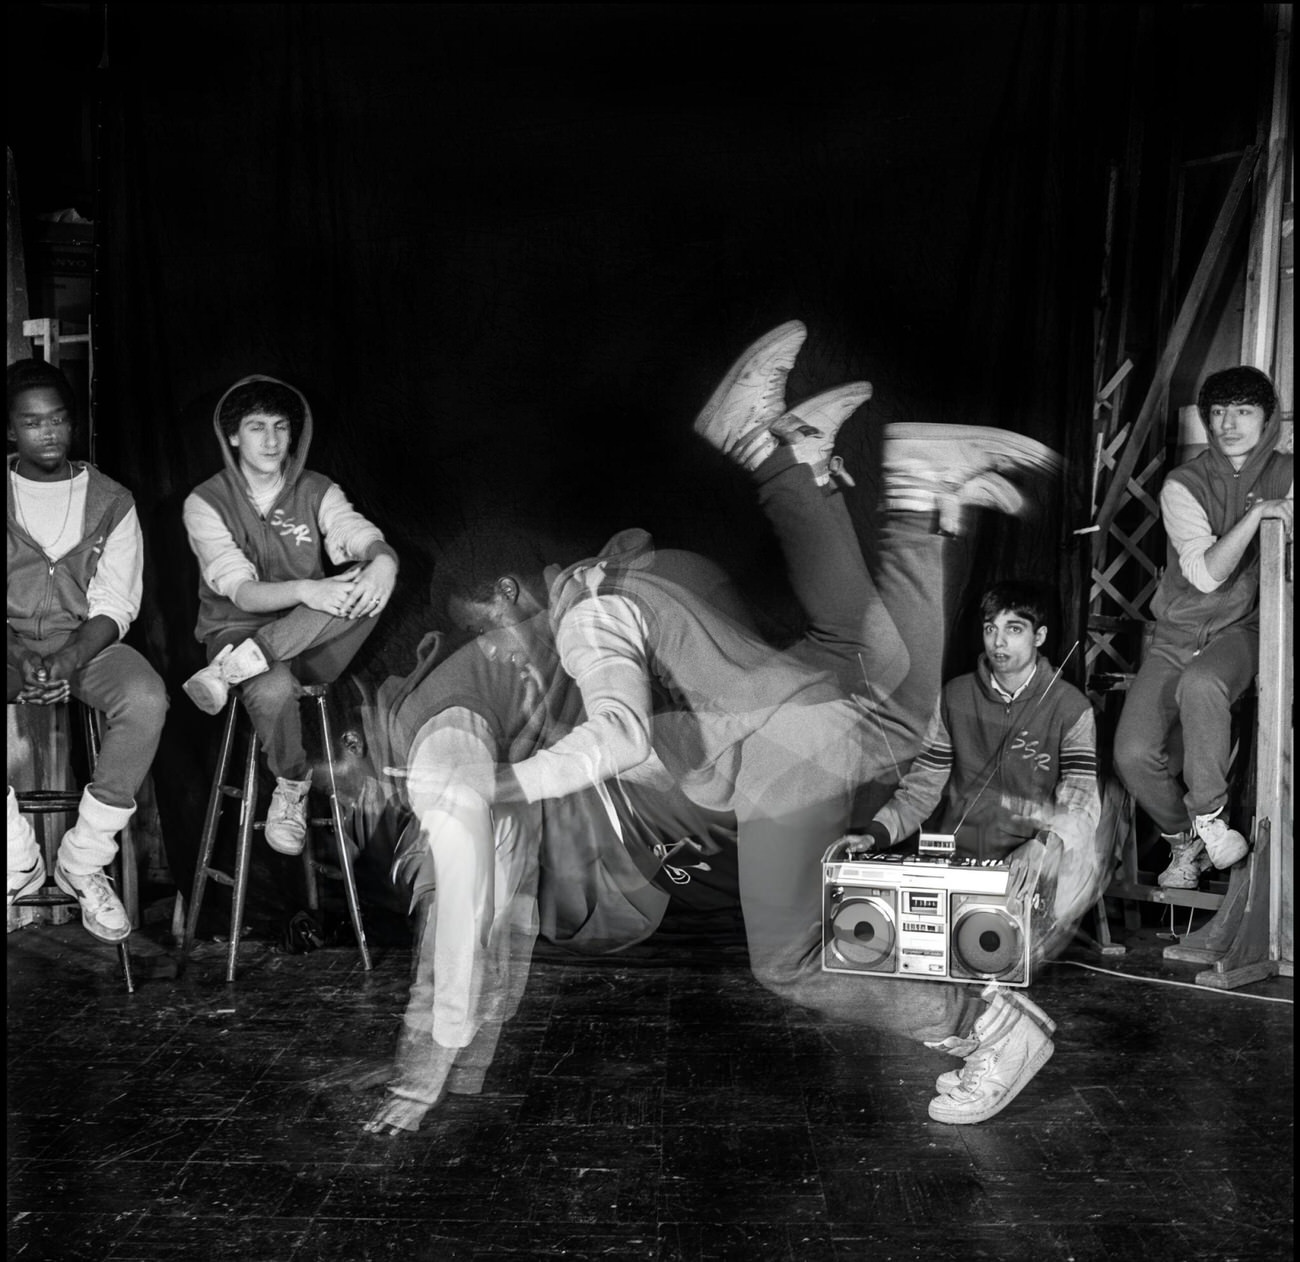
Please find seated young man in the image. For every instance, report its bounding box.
[451,320,1067,1128]
[181,375,398,854]
[7,359,168,942]
[1114,366,1292,889]
[863,580,1103,1124]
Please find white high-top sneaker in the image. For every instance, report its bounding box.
[925,983,1056,1124]
[53,788,134,943]
[1194,809,1248,870]
[265,776,312,856]
[693,320,808,472]
[1157,831,1213,889]
[883,423,1061,534]
[769,382,873,486]
[7,785,45,905]
[183,639,271,715]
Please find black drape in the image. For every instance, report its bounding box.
[95,3,1120,890]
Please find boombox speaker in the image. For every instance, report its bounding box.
[822,837,1032,987]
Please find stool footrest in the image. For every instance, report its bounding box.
[14,791,82,812]
[202,868,236,888]
[11,889,77,908]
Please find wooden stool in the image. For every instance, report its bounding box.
[9,700,137,993]
[181,684,372,981]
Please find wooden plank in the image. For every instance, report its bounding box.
[1256,521,1292,964]
[1092,144,1260,548]
[1241,4,1291,370]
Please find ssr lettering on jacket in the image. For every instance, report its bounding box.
[268,509,314,547]
[1010,731,1053,773]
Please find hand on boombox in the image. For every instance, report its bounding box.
[1004,830,1063,916]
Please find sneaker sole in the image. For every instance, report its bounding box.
[182,677,226,715]
[7,866,47,905]
[265,835,306,857]
[927,1039,1055,1125]
[1203,837,1249,869]
[52,865,132,943]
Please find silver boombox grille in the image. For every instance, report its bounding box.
[821,833,1033,987]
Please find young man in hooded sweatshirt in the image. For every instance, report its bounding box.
[181,375,399,854]
[7,358,168,943]
[1115,366,1292,889]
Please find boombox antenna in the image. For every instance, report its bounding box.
[858,652,904,783]
[950,637,1081,838]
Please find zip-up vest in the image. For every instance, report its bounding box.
[6,459,135,641]
[1150,447,1292,646]
[189,466,332,643]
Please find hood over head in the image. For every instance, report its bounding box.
[1197,369,1283,495]
[211,374,313,488]
[547,527,656,607]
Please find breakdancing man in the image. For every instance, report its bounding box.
[454,320,1066,1124]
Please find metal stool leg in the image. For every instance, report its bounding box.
[309,686,372,971]
[226,724,260,984]
[183,700,240,958]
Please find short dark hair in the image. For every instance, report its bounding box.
[979,580,1052,632]
[7,358,76,419]
[428,519,556,619]
[1197,366,1277,424]
[217,379,307,451]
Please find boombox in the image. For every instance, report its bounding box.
[821,834,1033,987]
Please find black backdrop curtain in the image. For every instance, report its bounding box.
[94,3,1121,889]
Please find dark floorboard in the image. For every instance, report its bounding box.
[7,906,1294,1262]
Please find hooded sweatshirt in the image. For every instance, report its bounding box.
[509,528,844,807]
[1150,407,1292,646]
[183,375,385,644]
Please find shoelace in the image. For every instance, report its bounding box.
[71,871,125,919]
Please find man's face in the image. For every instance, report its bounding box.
[1207,401,1267,468]
[228,411,292,477]
[983,610,1046,683]
[8,387,73,478]
[449,593,556,701]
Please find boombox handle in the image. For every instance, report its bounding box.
[822,835,864,865]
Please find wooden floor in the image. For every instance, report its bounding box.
[6,897,1294,1262]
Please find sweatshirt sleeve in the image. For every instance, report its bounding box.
[84,505,144,636]
[1044,707,1101,855]
[509,594,655,803]
[182,492,258,598]
[872,698,953,842]
[1160,479,1221,593]
[405,706,497,819]
[318,484,385,566]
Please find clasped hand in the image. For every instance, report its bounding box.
[15,649,73,705]
[302,556,396,620]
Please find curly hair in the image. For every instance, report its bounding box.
[217,379,307,451]
[1196,366,1277,424]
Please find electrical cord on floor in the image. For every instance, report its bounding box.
[1054,958,1294,1004]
